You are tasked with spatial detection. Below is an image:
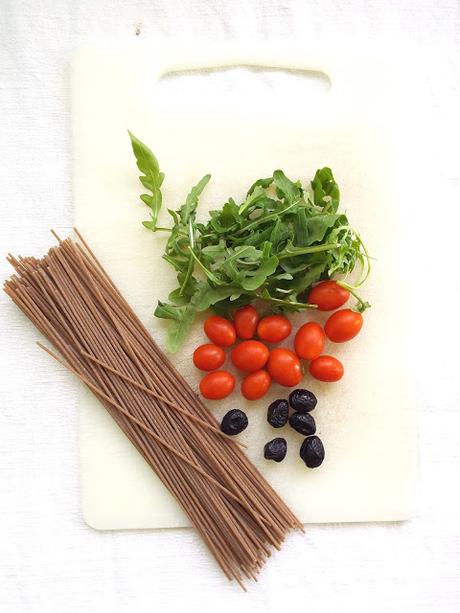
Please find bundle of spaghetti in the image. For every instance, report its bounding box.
[4,231,302,588]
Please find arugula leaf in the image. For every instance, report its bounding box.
[246,177,273,195]
[241,256,279,291]
[289,262,327,298]
[129,131,164,230]
[168,286,193,306]
[239,186,269,215]
[271,272,294,281]
[270,219,293,250]
[155,301,184,321]
[165,306,196,353]
[306,213,341,244]
[191,283,241,312]
[311,167,340,212]
[293,208,309,245]
[212,295,250,316]
[179,174,211,224]
[273,170,301,204]
[218,199,240,226]
[231,226,274,247]
[176,177,210,296]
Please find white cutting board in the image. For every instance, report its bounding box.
[72,42,417,529]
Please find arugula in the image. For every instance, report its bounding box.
[129,131,164,231]
[129,132,370,351]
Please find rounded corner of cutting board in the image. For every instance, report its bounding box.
[81,500,107,532]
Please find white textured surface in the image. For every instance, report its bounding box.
[74,42,416,528]
[1,1,460,612]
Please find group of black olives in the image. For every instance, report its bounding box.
[219,389,325,469]
[265,389,324,468]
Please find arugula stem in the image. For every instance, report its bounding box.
[220,245,252,265]
[233,201,299,235]
[354,233,372,286]
[179,219,197,295]
[336,280,371,312]
[253,293,317,309]
[187,247,223,285]
[278,242,339,259]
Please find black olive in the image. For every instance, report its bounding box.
[220,409,248,436]
[289,388,317,413]
[264,438,287,462]
[289,412,316,435]
[299,435,325,468]
[267,399,289,428]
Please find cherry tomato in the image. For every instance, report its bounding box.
[309,355,344,382]
[234,304,259,339]
[199,370,235,399]
[294,322,325,360]
[204,315,236,347]
[241,369,272,400]
[193,343,226,371]
[257,315,292,343]
[231,340,269,373]
[267,348,302,387]
[324,308,363,342]
[307,281,350,311]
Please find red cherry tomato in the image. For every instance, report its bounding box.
[241,369,272,400]
[204,315,236,347]
[234,304,259,339]
[267,348,302,387]
[231,340,269,373]
[324,309,363,342]
[307,281,350,311]
[294,322,325,360]
[193,343,226,371]
[257,315,292,343]
[309,355,344,382]
[199,370,235,399]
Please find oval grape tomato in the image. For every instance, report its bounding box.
[257,315,292,343]
[324,309,363,343]
[204,315,236,347]
[199,370,235,400]
[241,370,272,400]
[193,344,226,371]
[308,281,350,311]
[309,355,344,382]
[234,305,259,339]
[294,322,325,360]
[231,340,269,372]
[267,348,302,387]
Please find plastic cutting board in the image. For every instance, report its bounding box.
[72,42,417,529]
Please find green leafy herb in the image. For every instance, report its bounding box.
[129,131,371,351]
[129,131,164,231]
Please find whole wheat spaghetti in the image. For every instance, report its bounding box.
[4,230,302,588]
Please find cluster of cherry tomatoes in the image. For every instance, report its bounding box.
[194,281,363,401]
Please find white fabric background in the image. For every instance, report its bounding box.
[1,2,459,612]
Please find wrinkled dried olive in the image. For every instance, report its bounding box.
[220,409,248,435]
[299,435,325,468]
[267,399,289,428]
[289,412,316,436]
[264,437,287,462]
[289,388,317,413]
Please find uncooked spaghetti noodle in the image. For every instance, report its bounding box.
[4,230,302,588]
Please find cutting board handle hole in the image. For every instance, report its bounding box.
[157,66,331,105]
